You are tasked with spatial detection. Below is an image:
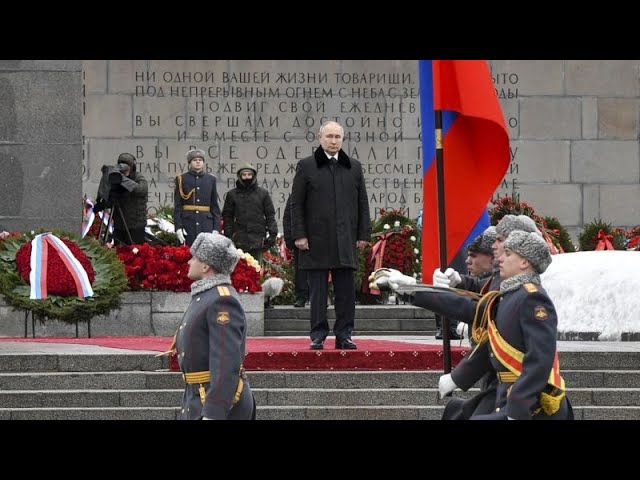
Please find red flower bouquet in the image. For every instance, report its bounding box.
[116,244,262,293]
[231,250,262,294]
[116,243,192,292]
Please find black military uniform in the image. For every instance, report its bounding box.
[174,169,221,247]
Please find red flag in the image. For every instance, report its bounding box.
[420,60,510,280]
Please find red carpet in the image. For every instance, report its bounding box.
[0,336,469,371]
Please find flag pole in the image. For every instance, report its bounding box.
[434,109,452,374]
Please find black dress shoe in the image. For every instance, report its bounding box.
[435,328,443,340]
[449,331,462,340]
[293,299,306,307]
[309,339,324,350]
[335,338,357,350]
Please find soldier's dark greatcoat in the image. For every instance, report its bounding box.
[413,280,572,420]
[174,170,221,247]
[175,275,254,420]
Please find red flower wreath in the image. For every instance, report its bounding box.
[15,238,96,296]
[231,258,262,293]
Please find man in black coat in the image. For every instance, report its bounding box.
[222,162,278,263]
[290,121,371,350]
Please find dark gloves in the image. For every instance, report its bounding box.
[93,200,105,214]
[264,236,276,249]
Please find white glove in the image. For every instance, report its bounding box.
[438,373,458,399]
[432,268,461,288]
[456,322,468,337]
[368,268,416,291]
[176,228,187,245]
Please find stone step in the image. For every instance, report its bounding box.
[0,407,179,420]
[3,349,640,372]
[248,405,640,421]
[2,404,639,421]
[253,387,640,407]
[1,386,639,409]
[0,389,183,408]
[248,370,640,389]
[265,330,436,336]
[0,371,181,391]
[265,318,436,332]
[4,369,640,390]
[0,353,169,373]
[265,305,433,320]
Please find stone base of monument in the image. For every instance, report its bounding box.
[0,291,264,338]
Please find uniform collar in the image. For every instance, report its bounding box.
[190,274,232,296]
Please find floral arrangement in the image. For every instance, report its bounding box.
[359,208,421,296]
[16,237,96,295]
[231,249,262,293]
[116,243,192,292]
[578,219,626,251]
[146,204,180,246]
[625,226,640,251]
[262,242,296,305]
[0,230,127,324]
[489,196,572,254]
[541,216,576,254]
[115,243,263,294]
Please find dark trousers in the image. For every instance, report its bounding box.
[307,268,355,342]
[113,227,145,245]
[293,250,309,302]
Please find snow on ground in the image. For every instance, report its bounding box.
[541,251,640,340]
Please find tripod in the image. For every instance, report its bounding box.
[97,201,134,246]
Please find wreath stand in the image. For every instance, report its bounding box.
[23,310,92,338]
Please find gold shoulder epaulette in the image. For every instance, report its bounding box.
[217,285,231,296]
[523,283,538,293]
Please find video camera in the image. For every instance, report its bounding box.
[104,163,130,184]
[96,163,134,205]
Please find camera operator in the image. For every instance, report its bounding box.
[95,152,148,245]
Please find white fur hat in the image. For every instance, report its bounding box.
[186,148,206,163]
[190,232,239,275]
[504,230,552,274]
[496,214,541,238]
[467,226,497,255]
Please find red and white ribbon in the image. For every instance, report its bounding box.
[81,196,96,238]
[29,233,94,300]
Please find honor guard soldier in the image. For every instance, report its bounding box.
[174,148,221,247]
[172,232,255,420]
[372,228,573,420]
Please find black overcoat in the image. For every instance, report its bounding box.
[290,147,371,270]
